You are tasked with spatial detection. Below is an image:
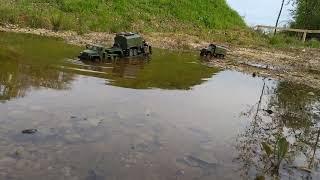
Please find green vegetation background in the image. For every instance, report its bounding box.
[292,0,320,30]
[0,0,319,48]
[0,0,245,32]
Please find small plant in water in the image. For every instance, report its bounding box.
[261,136,289,175]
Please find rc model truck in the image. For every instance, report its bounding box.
[200,44,227,59]
[79,32,152,61]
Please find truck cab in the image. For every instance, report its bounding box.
[79,44,106,61]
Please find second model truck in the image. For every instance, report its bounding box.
[79,32,152,61]
[200,44,227,59]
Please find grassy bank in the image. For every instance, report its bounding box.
[0,0,245,32]
[0,0,319,48]
[267,35,320,48]
[0,0,271,46]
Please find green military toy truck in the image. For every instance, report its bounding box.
[78,44,107,61]
[78,32,152,61]
[200,44,227,59]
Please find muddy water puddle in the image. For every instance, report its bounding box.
[0,32,320,180]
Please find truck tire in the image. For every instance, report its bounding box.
[93,57,101,62]
[215,54,220,59]
[149,46,152,55]
[133,49,138,56]
[200,49,206,56]
[129,49,134,57]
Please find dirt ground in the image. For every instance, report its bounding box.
[1,24,320,89]
[211,47,320,89]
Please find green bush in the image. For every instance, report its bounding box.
[268,34,304,48]
[26,14,50,29]
[307,38,320,48]
[0,4,18,24]
[50,14,63,31]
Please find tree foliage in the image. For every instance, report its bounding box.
[292,0,320,29]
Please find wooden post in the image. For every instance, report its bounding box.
[302,31,307,42]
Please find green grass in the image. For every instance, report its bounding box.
[0,0,318,48]
[0,0,246,34]
[267,34,320,48]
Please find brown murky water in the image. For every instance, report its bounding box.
[0,32,320,180]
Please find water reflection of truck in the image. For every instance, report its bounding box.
[78,32,152,61]
[112,59,147,79]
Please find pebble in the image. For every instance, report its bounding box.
[263,109,274,115]
[308,92,315,96]
[252,72,257,77]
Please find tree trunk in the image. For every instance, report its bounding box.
[274,0,286,35]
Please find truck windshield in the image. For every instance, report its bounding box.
[86,45,100,51]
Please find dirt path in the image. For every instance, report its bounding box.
[222,47,320,89]
[1,24,320,89]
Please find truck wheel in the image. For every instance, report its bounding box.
[206,52,212,57]
[149,46,152,55]
[200,50,206,56]
[129,49,134,57]
[93,57,100,62]
[133,49,138,56]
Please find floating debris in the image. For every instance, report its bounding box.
[21,129,38,134]
[252,72,257,77]
[178,154,218,169]
[263,109,274,115]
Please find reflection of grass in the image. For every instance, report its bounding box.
[0,32,218,90]
[112,50,219,90]
[0,32,81,65]
[274,82,320,129]
[0,32,80,100]
[0,60,74,101]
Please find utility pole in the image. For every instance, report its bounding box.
[274,0,286,35]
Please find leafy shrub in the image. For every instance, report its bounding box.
[307,38,320,48]
[50,14,63,31]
